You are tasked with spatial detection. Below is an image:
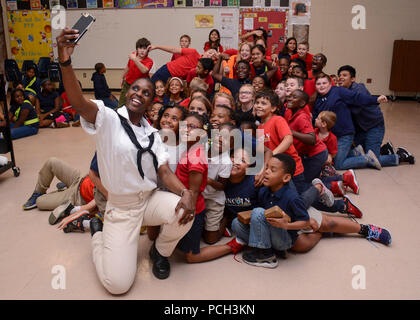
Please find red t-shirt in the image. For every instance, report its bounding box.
[125,53,154,84]
[258,115,304,176]
[167,48,201,79]
[79,176,95,204]
[284,104,311,119]
[179,97,190,108]
[291,53,313,71]
[171,53,182,61]
[315,128,337,156]
[60,92,76,115]
[204,42,224,53]
[175,144,208,214]
[284,109,327,157]
[186,68,214,95]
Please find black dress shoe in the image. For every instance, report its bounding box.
[149,242,170,280]
[90,217,103,237]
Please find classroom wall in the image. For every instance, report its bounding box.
[308,0,420,95]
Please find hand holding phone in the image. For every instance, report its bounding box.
[70,13,96,44]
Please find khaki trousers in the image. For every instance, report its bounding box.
[35,157,86,210]
[91,189,193,295]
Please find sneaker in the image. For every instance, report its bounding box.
[55,121,70,128]
[223,227,232,237]
[49,200,74,225]
[56,182,67,191]
[343,195,363,219]
[90,217,103,237]
[380,142,395,155]
[312,178,334,207]
[353,145,366,157]
[397,147,415,164]
[242,248,278,268]
[342,169,359,194]
[273,249,288,260]
[366,224,392,245]
[365,150,382,170]
[23,191,44,210]
[330,181,346,197]
[63,213,89,233]
[226,237,245,254]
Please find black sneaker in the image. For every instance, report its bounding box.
[242,248,278,268]
[273,249,288,260]
[90,217,103,237]
[380,142,395,155]
[397,147,415,164]
[49,200,74,225]
[63,213,89,233]
[149,242,170,280]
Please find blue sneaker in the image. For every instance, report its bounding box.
[56,182,67,191]
[366,224,392,245]
[23,191,44,210]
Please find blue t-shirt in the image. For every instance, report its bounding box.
[91,72,111,100]
[90,152,99,176]
[225,175,258,216]
[256,183,309,242]
[37,91,59,113]
[9,101,39,127]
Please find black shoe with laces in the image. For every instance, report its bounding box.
[149,242,170,280]
[63,213,89,233]
[89,217,103,236]
[242,248,278,268]
[380,142,395,155]
[397,147,415,164]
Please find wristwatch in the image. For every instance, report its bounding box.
[59,57,72,67]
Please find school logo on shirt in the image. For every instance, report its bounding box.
[225,196,251,207]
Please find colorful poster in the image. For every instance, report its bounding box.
[30,0,42,9]
[195,15,214,28]
[192,0,204,7]
[66,0,78,8]
[227,0,238,6]
[174,0,185,7]
[7,10,53,68]
[6,1,18,11]
[103,0,114,7]
[86,0,98,8]
[116,0,174,8]
[290,0,311,25]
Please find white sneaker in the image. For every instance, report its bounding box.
[312,178,335,207]
[366,150,382,170]
[353,145,366,157]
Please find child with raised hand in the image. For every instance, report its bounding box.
[186,57,215,96]
[164,77,187,104]
[254,90,306,193]
[119,37,153,108]
[91,62,118,109]
[284,89,328,182]
[290,42,313,72]
[188,95,212,116]
[232,154,310,268]
[171,34,191,61]
[22,65,41,105]
[204,29,224,53]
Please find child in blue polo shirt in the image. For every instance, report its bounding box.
[232,153,310,268]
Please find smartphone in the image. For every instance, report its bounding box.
[70,13,96,44]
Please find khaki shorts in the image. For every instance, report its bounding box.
[204,198,225,232]
[298,207,323,234]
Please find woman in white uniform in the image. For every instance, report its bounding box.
[56,28,195,295]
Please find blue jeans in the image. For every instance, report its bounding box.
[10,125,38,140]
[335,134,368,170]
[302,149,328,182]
[101,95,119,110]
[151,64,172,84]
[354,125,398,167]
[231,208,293,251]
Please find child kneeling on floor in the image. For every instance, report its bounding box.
[231,153,310,268]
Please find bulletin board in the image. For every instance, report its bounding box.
[239,8,288,50]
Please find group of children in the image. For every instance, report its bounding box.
[22,26,416,270]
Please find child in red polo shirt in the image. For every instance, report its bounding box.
[284,90,328,182]
[118,38,154,107]
[290,42,313,72]
[255,90,306,193]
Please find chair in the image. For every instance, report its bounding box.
[37,57,51,80]
[21,60,38,76]
[47,62,62,83]
[4,59,22,83]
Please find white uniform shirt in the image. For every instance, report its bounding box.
[81,100,169,195]
[202,151,232,204]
